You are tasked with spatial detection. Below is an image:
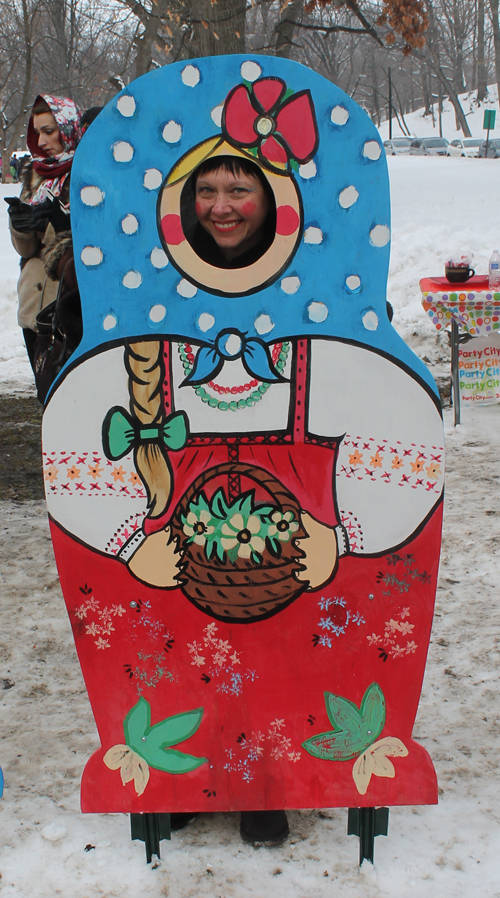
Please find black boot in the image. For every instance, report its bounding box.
[240,810,289,846]
[170,812,198,831]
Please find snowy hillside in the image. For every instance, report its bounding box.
[378,84,500,141]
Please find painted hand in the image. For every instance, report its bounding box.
[295,512,338,590]
[128,526,181,588]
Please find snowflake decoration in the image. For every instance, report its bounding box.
[314,596,366,647]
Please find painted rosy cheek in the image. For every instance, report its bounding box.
[276,205,300,236]
[195,201,204,216]
[240,201,256,216]
[161,214,185,245]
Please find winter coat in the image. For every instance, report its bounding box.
[9,161,70,330]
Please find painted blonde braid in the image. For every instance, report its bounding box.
[125,340,172,518]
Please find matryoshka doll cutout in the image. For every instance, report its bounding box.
[42,57,444,815]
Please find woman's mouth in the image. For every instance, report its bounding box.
[212,220,242,232]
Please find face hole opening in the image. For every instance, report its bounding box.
[158,140,302,297]
[180,155,277,270]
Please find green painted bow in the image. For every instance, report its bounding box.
[102,406,189,461]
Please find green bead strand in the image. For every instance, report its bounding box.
[178,341,289,411]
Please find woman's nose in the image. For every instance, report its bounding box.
[212,193,232,216]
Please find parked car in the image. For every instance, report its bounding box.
[447,138,482,158]
[478,138,500,158]
[383,137,412,155]
[409,137,450,156]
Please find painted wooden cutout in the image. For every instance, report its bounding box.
[42,56,444,814]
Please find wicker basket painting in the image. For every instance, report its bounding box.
[170,462,309,622]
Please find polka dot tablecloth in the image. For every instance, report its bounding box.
[420,276,500,336]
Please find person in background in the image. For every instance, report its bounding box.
[37,104,105,375]
[9,156,19,182]
[80,106,103,137]
[16,154,31,180]
[6,94,81,371]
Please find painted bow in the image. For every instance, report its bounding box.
[183,330,287,387]
[222,77,319,173]
[102,408,188,461]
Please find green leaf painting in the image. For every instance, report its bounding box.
[150,748,207,775]
[124,695,151,746]
[124,697,207,774]
[302,683,386,762]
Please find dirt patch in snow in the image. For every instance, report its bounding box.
[0,395,44,501]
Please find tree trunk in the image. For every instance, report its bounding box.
[371,50,380,126]
[275,0,304,58]
[489,0,500,108]
[190,0,246,58]
[438,78,443,137]
[421,64,432,115]
[478,0,488,102]
[1,147,11,185]
[2,0,34,183]
[432,62,472,135]
[451,0,466,96]
[134,8,162,77]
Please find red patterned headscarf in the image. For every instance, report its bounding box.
[27,94,82,203]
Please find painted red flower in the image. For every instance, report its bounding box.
[222,77,318,172]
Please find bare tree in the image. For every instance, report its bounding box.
[1,0,498,179]
[412,1,472,135]
[0,0,40,182]
[477,0,488,101]
[489,0,500,106]
[34,0,135,104]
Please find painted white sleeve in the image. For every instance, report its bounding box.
[42,347,147,555]
[308,341,444,555]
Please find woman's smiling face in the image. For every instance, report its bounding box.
[195,166,270,260]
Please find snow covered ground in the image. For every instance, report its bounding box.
[1,160,500,896]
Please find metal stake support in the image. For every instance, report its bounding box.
[347,807,389,865]
[130,812,171,864]
[450,318,461,426]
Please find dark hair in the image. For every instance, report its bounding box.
[32,98,52,116]
[80,106,103,134]
[194,155,270,192]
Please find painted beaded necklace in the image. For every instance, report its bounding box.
[177,341,291,411]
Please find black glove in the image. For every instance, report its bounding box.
[5,195,70,234]
[4,197,35,233]
[34,196,71,233]
[29,199,53,233]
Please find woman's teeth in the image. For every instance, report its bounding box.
[213,221,240,230]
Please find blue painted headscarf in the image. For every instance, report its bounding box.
[69,55,435,394]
